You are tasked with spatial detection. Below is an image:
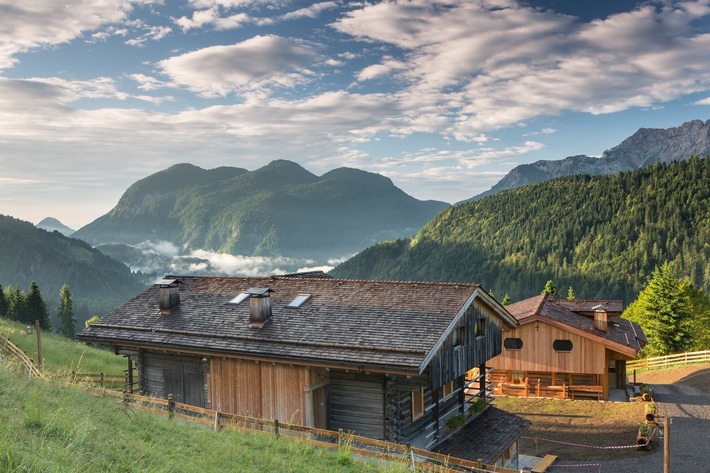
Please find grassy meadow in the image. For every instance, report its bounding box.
[0,318,125,376]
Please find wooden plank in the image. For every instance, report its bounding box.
[531,454,557,472]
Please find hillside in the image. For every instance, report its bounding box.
[466,119,710,202]
[0,363,398,473]
[73,160,449,265]
[331,157,710,304]
[0,215,145,327]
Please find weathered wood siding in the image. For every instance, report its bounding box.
[209,357,310,425]
[490,322,606,374]
[429,299,503,390]
[328,371,385,440]
[140,352,207,407]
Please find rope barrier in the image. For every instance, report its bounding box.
[522,426,657,450]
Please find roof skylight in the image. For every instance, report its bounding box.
[228,293,249,305]
[287,294,311,308]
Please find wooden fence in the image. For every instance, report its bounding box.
[93,389,523,473]
[68,371,128,390]
[0,334,44,379]
[627,350,710,371]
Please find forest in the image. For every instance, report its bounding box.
[332,156,710,305]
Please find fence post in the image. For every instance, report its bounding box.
[168,394,174,418]
[338,428,344,449]
[214,411,221,432]
[274,419,280,438]
[100,372,105,388]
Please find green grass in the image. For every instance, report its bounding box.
[0,364,409,473]
[0,318,125,377]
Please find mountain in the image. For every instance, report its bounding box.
[465,119,710,202]
[36,217,75,236]
[0,215,146,326]
[331,157,710,305]
[72,160,449,264]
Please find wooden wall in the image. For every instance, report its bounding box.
[429,299,503,390]
[209,357,311,426]
[328,371,385,440]
[140,352,208,407]
[489,322,606,374]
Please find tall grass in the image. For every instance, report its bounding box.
[0,318,125,376]
[0,364,407,472]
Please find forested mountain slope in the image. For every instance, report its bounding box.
[0,215,145,324]
[332,157,710,304]
[73,160,448,262]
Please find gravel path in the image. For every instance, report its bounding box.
[548,371,710,473]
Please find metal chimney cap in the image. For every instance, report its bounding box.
[246,288,274,296]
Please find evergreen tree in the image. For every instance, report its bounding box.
[57,284,76,338]
[624,263,692,356]
[541,280,558,295]
[501,294,511,306]
[567,287,576,300]
[6,285,26,323]
[680,279,710,351]
[0,283,7,318]
[25,281,51,330]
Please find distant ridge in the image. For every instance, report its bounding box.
[463,119,710,202]
[72,160,449,263]
[36,217,75,236]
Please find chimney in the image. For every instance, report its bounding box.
[247,288,274,326]
[158,279,180,315]
[592,305,608,332]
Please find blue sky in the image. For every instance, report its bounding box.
[1,0,710,230]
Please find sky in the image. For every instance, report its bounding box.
[2,0,710,231]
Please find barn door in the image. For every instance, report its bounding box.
[163,358,205,407]
[328,372,384,439]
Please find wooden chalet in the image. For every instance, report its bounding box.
[489,294,647,400]
[79,274,529,468]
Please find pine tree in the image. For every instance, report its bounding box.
[57,284,76,338]
[567,286,576,300]
[6,285,26,323]
[624,262,692,356]
[501,294,511,306]
[25,281,51,330]
[0,284,7,318]
[541,280,558,295]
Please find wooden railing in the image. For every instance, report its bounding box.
[0,334,44,379]
[68,371,128,390]
[92,389,521,473]
[627,350,710,371]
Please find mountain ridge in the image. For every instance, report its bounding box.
[464,119,710,202]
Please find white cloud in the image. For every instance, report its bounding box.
[357,57,407,82]
[281,2,338,21]
[0,0,133,69]
[695,97,710,105]
[157,35,320,96]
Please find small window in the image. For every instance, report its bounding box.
[228,293,249,305]
[474,318,486,339]
[504,338,523,350]
[412,387,424,421]
[440,381,454,400]
[453,326,465,347]
[287,294,311,308]
[553,339,573,352]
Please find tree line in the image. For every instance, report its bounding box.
[0,281,76,337]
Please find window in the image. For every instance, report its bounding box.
[287,294,311,308]
[504,338,523,350]
[228,293,249,305]
[474,318,486,339]
[553,339,573,352]
[453,326,465,347]
[512,371,524,383]
[439,381,454,400]
[412,387,424,421]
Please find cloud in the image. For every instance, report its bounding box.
[694,97,710,105]
[0,0,133,69]
[280,2,338,21]
[156,35,320,96]
[333,0,710,138]
[356,57,407,82]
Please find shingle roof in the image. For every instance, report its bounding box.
[506,294,646,353]
[78,275,510,373]
[433,407,530,464]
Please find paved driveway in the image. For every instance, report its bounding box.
[549,371,710,473]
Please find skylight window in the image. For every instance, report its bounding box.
[228,293,249,305]
[287,294,311,308]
